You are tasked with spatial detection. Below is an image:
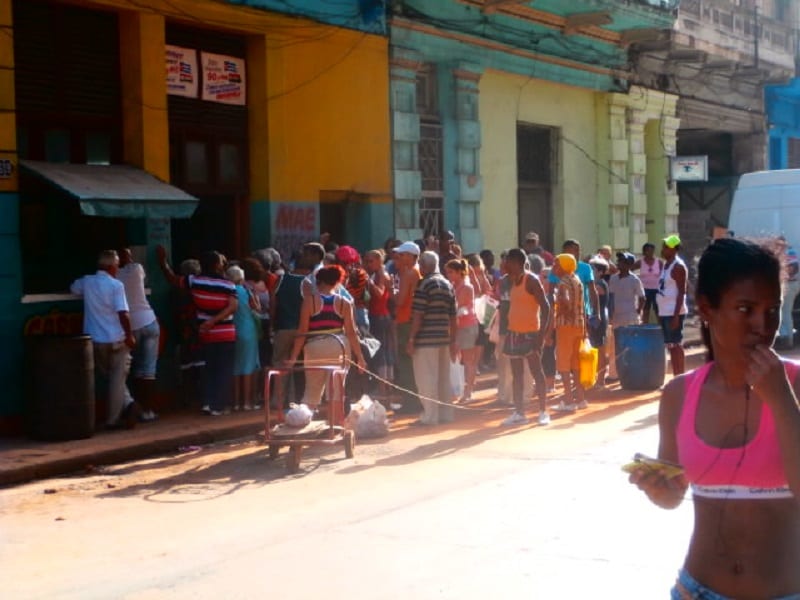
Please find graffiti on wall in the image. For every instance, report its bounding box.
[23,309,83,336]
[271,202,319,260]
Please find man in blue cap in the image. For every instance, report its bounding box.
[657,234,688,375]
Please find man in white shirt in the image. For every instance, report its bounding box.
[608,252,645,381]
[71,250,138,429]
[118,248,160,422]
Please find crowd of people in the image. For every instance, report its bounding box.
[69,227,716,430]
[68,227,800,435]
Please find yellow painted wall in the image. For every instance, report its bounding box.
[480,70,600,255]
[264,29,392,203]
[78,0,392,205]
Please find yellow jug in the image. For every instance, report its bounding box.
[578,338,598,389]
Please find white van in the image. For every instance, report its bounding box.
[728,169,800,335]
[728,169,800,249]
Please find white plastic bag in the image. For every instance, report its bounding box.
[345,394,389,439]
[475,295,498,329]
[450,360,465,398]
[285,403,313,428]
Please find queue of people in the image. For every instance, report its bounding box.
[68,230,797,437]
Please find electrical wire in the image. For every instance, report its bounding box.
[267,32,368,101]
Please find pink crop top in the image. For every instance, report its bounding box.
[676,361,799,499]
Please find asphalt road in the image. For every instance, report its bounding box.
[0,385,696,600]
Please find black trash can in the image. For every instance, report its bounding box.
[26,335,95,440]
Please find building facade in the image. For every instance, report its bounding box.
[630,0,797,256]
[0,0,391,432]
[388,0,679,256]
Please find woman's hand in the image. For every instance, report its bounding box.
[629,466,688,510]
[747,344,791,406]
[450,341,460,363]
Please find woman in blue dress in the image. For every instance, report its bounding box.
[227,265,261,410]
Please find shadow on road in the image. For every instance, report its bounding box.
[92,384,664,500]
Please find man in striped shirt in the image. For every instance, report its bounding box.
[406,251,457,426]
[157,246,238,415]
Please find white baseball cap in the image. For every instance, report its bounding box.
[394,241,420,256]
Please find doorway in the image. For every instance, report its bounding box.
[517,124,555,251]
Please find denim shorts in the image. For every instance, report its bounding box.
[131,319,160,379]
[659,315,685,345]
[671,568,800,600]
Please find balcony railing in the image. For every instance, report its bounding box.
[679,0,796,54]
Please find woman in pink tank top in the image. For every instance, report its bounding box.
[629,237,800,599]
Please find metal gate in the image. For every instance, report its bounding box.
[419,121,444,238]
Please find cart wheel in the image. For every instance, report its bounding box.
[343,430,355,459]
[268,444,280,460]
[287,446,302,474]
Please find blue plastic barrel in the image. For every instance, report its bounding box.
[615,325,665,390]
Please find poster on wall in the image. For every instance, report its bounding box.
[271,202,319,261]
[670,155,708,182]
[166,45,198,98]
[201,52,246,106]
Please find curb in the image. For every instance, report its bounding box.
[0,420,263,488]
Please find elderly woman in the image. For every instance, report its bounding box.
[284,265,366,412]
[226,265,261,411]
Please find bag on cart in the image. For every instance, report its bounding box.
[345,394,389,439]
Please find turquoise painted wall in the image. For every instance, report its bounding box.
[393,0,675,87]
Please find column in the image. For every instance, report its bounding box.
[119,11,169,181]
[452,63,483,252]
[601,93,631,250]
[0,0,24,422]
[247,34,270,250]
[118,11,171,301]
[627,108,648,251]
[390,47,422,241]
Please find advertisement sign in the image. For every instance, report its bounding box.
[166,45,198,98]
[670,156,709,182]
[201,52,246,106]
[271,202,319,260]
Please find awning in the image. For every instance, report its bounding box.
[21,160,199,219]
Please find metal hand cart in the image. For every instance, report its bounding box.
[261,333,355,474]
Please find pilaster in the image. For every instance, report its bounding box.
[452,62,483,252]
[602,93,631,250]
[119,12,171,303]
[390,47,422,241]
[119,11,169,182]
[247,34,270,249]
[0,0,24,420]
[627,108,647,251]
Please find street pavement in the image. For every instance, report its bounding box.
[3,342,800,599]
[0,366,693,599]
